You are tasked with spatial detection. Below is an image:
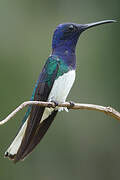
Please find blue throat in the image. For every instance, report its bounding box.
[51,23,82,70]
[52,45,76,70]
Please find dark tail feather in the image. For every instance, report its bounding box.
[14,110,58,163]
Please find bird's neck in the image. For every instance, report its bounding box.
[52,46,76,69]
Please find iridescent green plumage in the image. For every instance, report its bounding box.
[21,56,69,127]
[42,56,69,87]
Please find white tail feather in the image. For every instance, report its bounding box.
[5,118,28,156]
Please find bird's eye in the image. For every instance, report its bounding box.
[67,25,78,32]
[68,25,74,30]
[62,24,77,39]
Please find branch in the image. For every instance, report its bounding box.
[0,101,120,125]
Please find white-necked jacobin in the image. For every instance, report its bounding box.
[5,19,116,163]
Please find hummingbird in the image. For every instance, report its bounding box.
[5,19,115,163]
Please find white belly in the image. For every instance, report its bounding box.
[48,70,76,103]
[41,70,76,121]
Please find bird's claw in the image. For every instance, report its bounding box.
[69,101,75,108]
[48,100,59,108]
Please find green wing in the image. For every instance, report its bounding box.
[13,56,69,162]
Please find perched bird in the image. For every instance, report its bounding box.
[5,20,115,163]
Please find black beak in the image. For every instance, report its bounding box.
[79,20,116,32]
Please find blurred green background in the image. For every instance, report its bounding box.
[0,0,120,179]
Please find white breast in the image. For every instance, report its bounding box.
[40,70,75,122]
[48,70,76,103]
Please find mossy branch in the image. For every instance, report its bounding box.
[0,101,120,125]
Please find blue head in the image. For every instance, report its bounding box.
[52,23,81,54]
[52,20,116,56]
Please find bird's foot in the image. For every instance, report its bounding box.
[48,100,59,108]
[69,101,75,109]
